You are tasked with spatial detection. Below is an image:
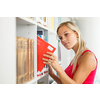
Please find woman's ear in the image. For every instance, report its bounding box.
[75,31,79,38]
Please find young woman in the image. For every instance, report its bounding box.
[42,21,98,84]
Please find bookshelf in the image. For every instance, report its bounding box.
[0,17,61,84]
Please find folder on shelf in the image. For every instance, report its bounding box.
[37,36,56,73]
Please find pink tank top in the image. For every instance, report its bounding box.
[64,50,98,84]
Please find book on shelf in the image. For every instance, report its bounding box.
[51,17,54,30]
[37,29,48,42]
[37,29,44,39]
[28,17,34,20]
[16,37,25,84]
[24,38,29,83]
[29,39,34,81]
[43,17,47,27]
[16,37,34,84]
[37,36,56,76]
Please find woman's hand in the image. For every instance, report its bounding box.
[42,52,61,72]
[48,65,54,76]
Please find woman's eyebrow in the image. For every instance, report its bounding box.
[64,31,69,33]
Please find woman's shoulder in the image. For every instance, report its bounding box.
[78,50,97,71]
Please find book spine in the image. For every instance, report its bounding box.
[29,39,33,80]
[51,17,54,30]
[43,17,47,27]
[30,39,33,80]
[27,38,29,81]
[29,39,31,80]
[17,37,24,84]
[17,37,22,84]
[23,38,25,83]
[20,38,24,84]
[32,40,34,79]
[24,38,29,83]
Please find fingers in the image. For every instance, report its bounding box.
[43,61,51,65]
[42,52,56,65]
[43,54,54,60]
[42,58,53,63]
[47,52,56,57]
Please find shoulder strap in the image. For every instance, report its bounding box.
[76,50,98,67]
[78,50,91,60]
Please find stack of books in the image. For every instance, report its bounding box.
[16,37,34,84]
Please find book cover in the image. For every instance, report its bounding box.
[37,36,56,74]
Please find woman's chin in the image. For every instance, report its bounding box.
[66,47,71,50]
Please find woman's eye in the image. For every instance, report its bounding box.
[59,37,62,40]
[65,33,68,36]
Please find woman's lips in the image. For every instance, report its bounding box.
[64,42,69,46]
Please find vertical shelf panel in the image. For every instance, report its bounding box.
[0,17,16,84]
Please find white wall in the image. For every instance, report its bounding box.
[76,17,100,79]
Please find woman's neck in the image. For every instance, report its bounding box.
[72,42,79,54]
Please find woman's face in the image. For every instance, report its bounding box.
[57,25,79,50]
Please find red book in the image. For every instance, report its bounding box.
[37,36,56,73]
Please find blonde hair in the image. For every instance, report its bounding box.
[57,21,86,73]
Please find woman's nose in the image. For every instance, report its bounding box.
[62,37,66,42]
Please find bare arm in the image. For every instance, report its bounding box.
[56,67,77,84]
[43,52,96,84]
[48,65,62,84]
[50,73,62,84]
[57,52,96,84]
